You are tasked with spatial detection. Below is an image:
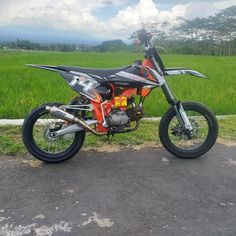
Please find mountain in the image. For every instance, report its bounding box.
[187,6,236,33]
[0,26,104,45]
[159,6,236,42]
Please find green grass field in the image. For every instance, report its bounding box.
[1,117,236,155]
[0,50,235,118]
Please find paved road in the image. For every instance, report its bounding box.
[0,144,236,236]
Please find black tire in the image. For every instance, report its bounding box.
[22,103,85,163]
[159,101,218,158]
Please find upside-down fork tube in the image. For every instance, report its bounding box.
[45,106,107,136]
[174,102,193,132]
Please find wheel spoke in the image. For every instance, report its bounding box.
[32,109,75,155]
[168,110,209,150]
[47,143,52,152]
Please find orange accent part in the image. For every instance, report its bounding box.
[141,87,151,97]
[142,59,154,68]
[146,71,157,82]
[121,88,137,98]
[92,90,102,103]
[114,96,127,107]
[141,59,157,82]
[103,101,113,116]
[90,101,108,133]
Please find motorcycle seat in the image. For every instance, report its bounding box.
[58,65,132,78]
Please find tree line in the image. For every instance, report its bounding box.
[1,38,236,56]
[0,38,78,52]
[152,38,236,56]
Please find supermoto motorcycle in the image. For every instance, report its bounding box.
[22,29,218,163]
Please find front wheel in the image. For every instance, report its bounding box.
[159,102,218,158]
[22,103,85,163]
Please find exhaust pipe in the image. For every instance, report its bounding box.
[45,106,106,136]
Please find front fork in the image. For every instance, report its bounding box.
[161,82,193,135]
[149,55,193,134]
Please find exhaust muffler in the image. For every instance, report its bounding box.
[45,106,106,136]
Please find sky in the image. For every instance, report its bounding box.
[0,0,235,43]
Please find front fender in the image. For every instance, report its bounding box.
[164,67,207,79]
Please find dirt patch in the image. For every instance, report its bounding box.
[10,134,22,143]
[217,138,236,147]
[22,160,42,168]
[83,142,161,153]
[132,142,161,151]
[83,144,123,153]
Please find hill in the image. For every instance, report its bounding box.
[160,6,236,42]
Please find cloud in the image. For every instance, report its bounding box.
[0,0,235,40]
[213,0,236,9]
[179,0,236,19]
[0,0,107,31]
[103,0,186,37]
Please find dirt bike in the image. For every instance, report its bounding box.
[22,29,218,163]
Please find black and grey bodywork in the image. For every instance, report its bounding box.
[26,63,163,101]
[26,63,207,99]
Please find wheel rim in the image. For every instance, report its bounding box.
[32,112,76,155]
[168,110,210,150]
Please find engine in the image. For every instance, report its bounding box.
[106,104,144,132]
[97,85,144,132]
[107,110,129,127]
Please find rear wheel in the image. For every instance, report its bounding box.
[22,103,85,163]
[159,102,218,158]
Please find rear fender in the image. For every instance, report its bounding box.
[26,64,66,72]
[26,64,101,102]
